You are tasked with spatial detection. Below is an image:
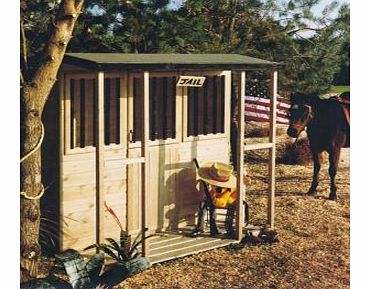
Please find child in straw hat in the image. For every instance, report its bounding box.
[190,162,249,238]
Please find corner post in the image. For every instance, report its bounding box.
[96,71,105,245]
[141,71,150,256]
[267,69,278,228]
[236,71,246,241]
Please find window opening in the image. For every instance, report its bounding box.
[187,75,225,137]
[132,76,176,142]
[68,76,120,150]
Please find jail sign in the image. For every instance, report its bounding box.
[176,76,206,87]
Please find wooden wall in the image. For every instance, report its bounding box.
[61,149,127,251]
[59,69,231,251]
[60,137,229,250]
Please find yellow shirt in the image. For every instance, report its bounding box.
[209,185,237,208]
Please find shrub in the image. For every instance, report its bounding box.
[245,124,286,138]
[278,138,313,165]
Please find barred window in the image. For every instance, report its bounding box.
[68,76,121,150]
[187,75,225,137]
[132,76,177,142]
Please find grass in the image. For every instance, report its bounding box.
[330,86,350,94]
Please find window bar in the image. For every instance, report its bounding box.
[193,88,199,136]
[150,77,157,140]
[187,87,194,137]
[156,77,164,140]
[70,79,75,149]
[220,76,225,133]
[92,79,97,147]
[212,76,218,134]
[163,77,168,139]
[109,78,117,145]
[85,79,94,147]
[80,79,86,148]
[203,78,208,135]
[115,78,120,144]
[104,78,111,145]
[197,86,204,136]
[73,79,81,148]
[171,77,176,139]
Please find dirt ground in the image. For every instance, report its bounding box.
[116,147,350,289]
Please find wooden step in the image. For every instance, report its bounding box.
[147,233,238,264]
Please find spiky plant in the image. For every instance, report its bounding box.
[84,202,153,263]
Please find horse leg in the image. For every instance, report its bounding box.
[308,151,321,195]
[328,149,341,201]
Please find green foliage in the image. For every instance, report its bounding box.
[84,230,152,263]
[23,0,350,94]
[330,86,350,94]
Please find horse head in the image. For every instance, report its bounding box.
[287,93,315,138]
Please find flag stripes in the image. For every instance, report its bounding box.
[245,95,290,124]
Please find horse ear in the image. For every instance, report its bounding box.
[290,92,298,103]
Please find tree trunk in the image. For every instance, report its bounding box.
[20,0,84,282]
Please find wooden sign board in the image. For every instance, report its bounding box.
[176,76,206,87]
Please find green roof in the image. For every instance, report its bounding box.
[64,53,278,71]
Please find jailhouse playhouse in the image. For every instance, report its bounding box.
[42,53,279,263]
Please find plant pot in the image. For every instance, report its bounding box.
[124,257,151,275]
[98,263,130,288]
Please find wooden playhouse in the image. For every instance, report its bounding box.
[42,53,278,263]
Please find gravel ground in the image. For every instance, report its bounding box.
[115,147,350,289]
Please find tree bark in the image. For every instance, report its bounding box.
[20,0,84,282]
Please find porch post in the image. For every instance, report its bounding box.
[141,71,150,256]
[267,68,278,228]
[236,71,246,241]
[96,71,105,244]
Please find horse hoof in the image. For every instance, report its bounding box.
[329,194,337,201]
[307,190,316,196]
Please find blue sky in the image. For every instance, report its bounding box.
[169,0,350,17]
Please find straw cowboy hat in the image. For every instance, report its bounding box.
[197,162,237,188]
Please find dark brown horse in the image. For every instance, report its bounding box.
[287,92,350,200]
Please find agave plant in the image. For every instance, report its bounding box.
[84,203,152,263]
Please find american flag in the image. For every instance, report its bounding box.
[245,95,290,124]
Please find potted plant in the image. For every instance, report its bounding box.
[84,203,152,283]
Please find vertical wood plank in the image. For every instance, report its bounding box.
[96,71,105,245]
[224,71,231,139]
[120,73,128,149]
[64,76,71,152]
[179,86,185,142]
[215,76,223,134]
[141,71,150,256]
[73,79,81,147]
[58,72,65,250]
[268,69,277,229]
[236,71,245,241]
[157,77,164,140]
[187,87,194,137]
[128,74,134,143]
[85,79,94,146]
[110,78,117,144]
[197,86,204,135]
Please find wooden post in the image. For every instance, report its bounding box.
[96,71,105,244]
[141,71,150,256]
[236,71,245,241]
[267,69,277,229]
[58,72,65,250]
